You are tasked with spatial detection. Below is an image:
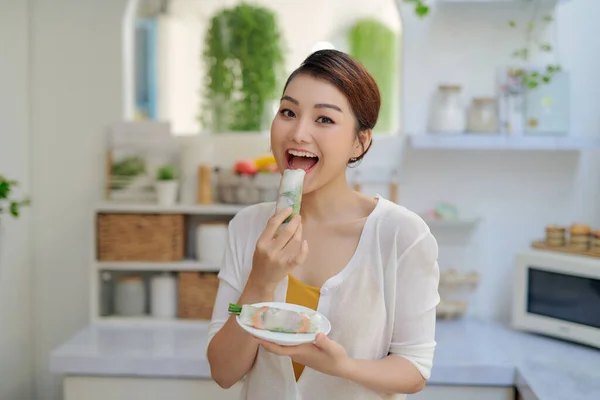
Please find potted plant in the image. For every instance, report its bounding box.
[155,165,178,206]
[0,175,30,275]
[349,18,398,134]
[200,2,286,133]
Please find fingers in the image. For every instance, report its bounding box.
[287,239,308,269]
[263,207,293,238]
[272,214,302,249]
[256,338,311,357]
[277,216,303,256]
[256,338,293,356]
[313,333,330,350]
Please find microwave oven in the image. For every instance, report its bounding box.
[512,249,600,349]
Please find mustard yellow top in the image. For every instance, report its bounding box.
[285,273,321,381]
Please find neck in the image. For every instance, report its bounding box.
[299,171,363,223]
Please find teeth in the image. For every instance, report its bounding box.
[288,150,317,158]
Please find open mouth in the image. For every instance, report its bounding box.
[285,149,319,172]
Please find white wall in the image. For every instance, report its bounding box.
[396,0,600,321]
[30,1,127,399]
[11,0,600,399]
[0,0,34,399]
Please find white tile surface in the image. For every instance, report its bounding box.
[50,318,600,399]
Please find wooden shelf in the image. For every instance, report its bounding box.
[408,134,600,151]
[95,202,247,215]
[96,260,220,272]
[531,241,600,259]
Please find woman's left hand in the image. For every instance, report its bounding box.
[256,333,351,378]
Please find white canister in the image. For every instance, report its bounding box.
[114,275,146,316]
[429,85,467,134]
[196,222,228,265]
[155,180,179,206]
[150,272,177,319]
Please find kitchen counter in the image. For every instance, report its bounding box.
[50,318,600,400]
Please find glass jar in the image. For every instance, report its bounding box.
[114,275,146,316]
[429,85,466,134]
[467,97,499,133]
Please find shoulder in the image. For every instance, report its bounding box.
[373,198,437,258]
[375,198,431,240]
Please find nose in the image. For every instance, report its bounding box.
[290,118,311,143]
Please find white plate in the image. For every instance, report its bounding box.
[236,302,331,346]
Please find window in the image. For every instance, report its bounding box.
[124,0,402,136]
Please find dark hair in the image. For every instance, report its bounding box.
[282,49,381,164]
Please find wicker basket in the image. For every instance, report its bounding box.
[215,170,280,204]
[178,272,220,320]
[97,213,184,261]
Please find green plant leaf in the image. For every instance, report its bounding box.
[201,3,286,133]
[0,175,30,219]
[156,165,177,181]
[349,18,398,133]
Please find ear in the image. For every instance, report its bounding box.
[353,129,372,158]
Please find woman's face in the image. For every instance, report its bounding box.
[270,73,368,194]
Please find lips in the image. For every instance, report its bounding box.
[285,148,319,172]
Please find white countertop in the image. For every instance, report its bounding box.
[50,318,600,400]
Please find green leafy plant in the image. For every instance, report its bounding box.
[156,165,177,181]
[0,175,30,219]
[110,156,146,190]
[403,0,430,18]
[111,156,146,177]
[349,19,398,133]
[507,11,561,90]
[200,3,286,133]
[404,0,561,91]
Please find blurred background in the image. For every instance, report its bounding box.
[1,0,599,399]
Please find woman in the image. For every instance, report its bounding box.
[207,49,440,400]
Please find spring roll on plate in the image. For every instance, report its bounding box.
[229,302,332,346]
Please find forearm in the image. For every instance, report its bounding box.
[340,355,426,395]
[207,280,274,389]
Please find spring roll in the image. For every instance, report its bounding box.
[275,169,306,224]
[231,303,322,334]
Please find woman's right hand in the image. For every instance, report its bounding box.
[248,207,309,294]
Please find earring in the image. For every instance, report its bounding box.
[348,156,362,167]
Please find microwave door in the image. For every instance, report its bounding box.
[527,268,600,329]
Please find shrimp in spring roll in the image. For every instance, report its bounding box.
[229,303,322,334]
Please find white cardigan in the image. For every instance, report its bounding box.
[208,196,440,400]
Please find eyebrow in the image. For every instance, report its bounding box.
[281,95,343,113]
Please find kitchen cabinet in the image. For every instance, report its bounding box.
[63,376,517,400]
[63,376,242,400]
[409,385,515,400]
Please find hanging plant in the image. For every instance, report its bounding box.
[0,175,30,219]
[404,0,561,90]
[349,19,398,133]
[403,0,430,18]
[507,9,561,90]
[200,3,286,133]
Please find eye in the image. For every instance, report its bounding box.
[316,116,334,124]
[280,109,295,118]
